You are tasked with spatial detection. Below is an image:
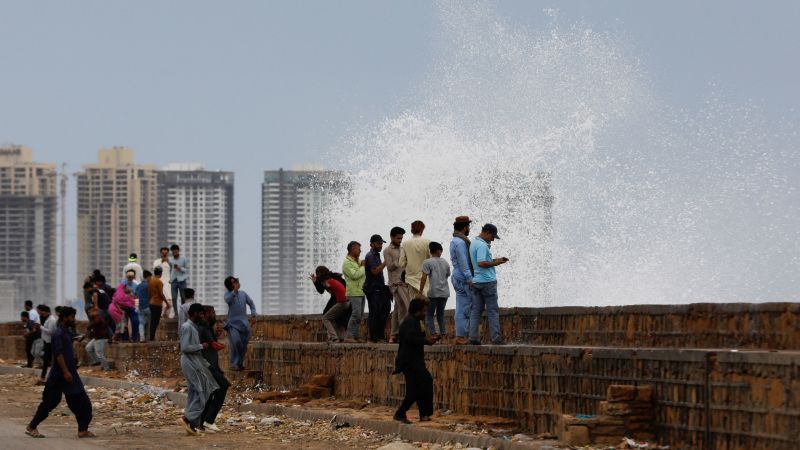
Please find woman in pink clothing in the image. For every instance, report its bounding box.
[112,271,141,341]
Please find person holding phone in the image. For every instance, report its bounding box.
[468,223,509,345]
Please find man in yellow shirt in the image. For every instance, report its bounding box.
[400,220,431,301]
[342,241,366,343]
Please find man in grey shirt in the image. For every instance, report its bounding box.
[416,242,451,337]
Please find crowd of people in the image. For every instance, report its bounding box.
[17,215,508,437]
[312,216,508,346]
[312,216,509,422]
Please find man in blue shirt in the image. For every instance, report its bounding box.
[136,270,152,341]
[223,276,257,371]
[450,216,474,345]
[468,224,509,345]
[26,307,94,438]
[364,234,391,342]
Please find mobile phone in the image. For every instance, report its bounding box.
[502,257,509,262]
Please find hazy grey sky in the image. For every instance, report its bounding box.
[1,1,797,302]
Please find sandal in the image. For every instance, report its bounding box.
[78,431,97,438]
[25,428,44,438]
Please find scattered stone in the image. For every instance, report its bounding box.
[377,444,417,450]
[260,416,283,426]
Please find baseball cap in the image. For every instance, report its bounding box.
[481,223,500,239]
[370,234,387,244]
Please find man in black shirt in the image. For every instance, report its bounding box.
[393,299,439,423]
[26,307,94,438]
[364,234,392,342]
[199,306,229,432]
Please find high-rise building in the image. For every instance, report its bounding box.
[157,164,234,311]
[262,168,345,315]
[0,146,57,320]
[76,148,158,293]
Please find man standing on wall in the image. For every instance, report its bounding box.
[122,253,143,284]
[342,241,366,343]
[450,216,474,345]
[364,234,391,342]
[153,247,172,314]
[169,244,188,313]
[400,221,431,301]
[384,227,410,344]
[468,224,509,346]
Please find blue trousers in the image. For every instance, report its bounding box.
[228,326,251,368]
[468,281,502,343]
[425,297,447,335]
[452,277,473,338]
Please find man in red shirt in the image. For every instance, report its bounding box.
[313,266,351,342]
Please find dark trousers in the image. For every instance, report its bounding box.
[29,382,93,432]
[203,367,230,424]
[395,365,434,418]
[366,287,391,342]
[40,343,52,379]
[24,335,36,367]
[149,305,162,341]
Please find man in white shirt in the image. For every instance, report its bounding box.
[37,305,58,384]
[178,289,197,328]
[24,300,39,324]
[399,220,432,300]
[122,253,144,284]
[153,247,173,315]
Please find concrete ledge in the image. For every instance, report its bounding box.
[0,364,549,449]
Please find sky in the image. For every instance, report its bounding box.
[1,1,798,303]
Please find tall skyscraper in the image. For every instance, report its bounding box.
[76,148,158,293]
[0,146,57,320]
[262,168,345,315]
[157,164,234,311]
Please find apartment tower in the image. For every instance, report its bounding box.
[157,164,234,311]
[0,146,57,320]
[76,148,158,293]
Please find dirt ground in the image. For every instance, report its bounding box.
[0,373,414,450]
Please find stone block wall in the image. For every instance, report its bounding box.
[3,302,799,350]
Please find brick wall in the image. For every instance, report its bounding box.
[3,303,799,350]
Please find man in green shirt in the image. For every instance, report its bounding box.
[342,241,366,343]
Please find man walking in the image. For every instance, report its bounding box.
[26,307,94,439]
[178,288,197,327]
[364,234,392,342]
[24,300,39,324]
[224,276,257,371]
[37,305,57,385]
[122,253,143,284]
[178,303,219,436]
[450,216,474,345]
[384,227,409,343]
[342,241,366,343]
[20,310,40,368]
[400,221,431,301]
[393,299,438,424]
[468,224,509,345]
[199,306,229,432]
[169,244,188,312]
